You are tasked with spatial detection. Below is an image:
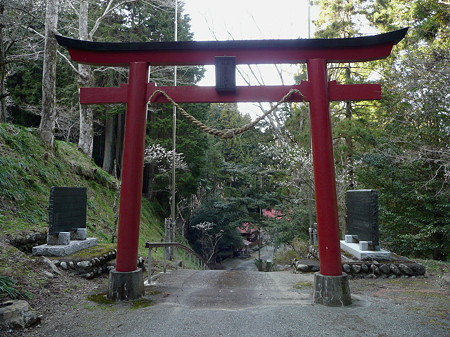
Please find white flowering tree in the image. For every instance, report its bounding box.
[144,143,188,173]
[258,141,351,245]
[192,221,224,264]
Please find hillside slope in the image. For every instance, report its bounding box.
[0,123,168,332]
[0,123,164,251]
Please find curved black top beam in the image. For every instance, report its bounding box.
[56,28,408,53]
[55,28,408,66]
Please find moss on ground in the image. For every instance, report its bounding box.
[130,298,154,309]
[293,282,312,289]
[86,293,154,310]
[86,293,116,305]
[54,243,117,261]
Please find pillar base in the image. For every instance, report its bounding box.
[313,272,352,306]
[107,268,144,301]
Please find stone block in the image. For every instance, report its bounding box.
[342,264,351,273]
[359,241,369,251]
[379,264,391,274]
[295,263,309,272]
[410,263,426,275]
[344,235,354,243]
[390,264,401,276]
[399,264,414,276]
[47,232,70,245]
[70,228,87,240]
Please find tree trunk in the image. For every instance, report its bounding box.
[0,2,7,122]
[78,91,93,156]
[39,0,59,147]
[345,65,354,189]
[115,112,125,177]
[77,0,94,157]
[102,116,116,173]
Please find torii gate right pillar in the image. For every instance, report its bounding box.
[308,58,351,306]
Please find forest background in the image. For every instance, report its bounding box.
[0,0,448,262]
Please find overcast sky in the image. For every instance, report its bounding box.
[183,0,317,41]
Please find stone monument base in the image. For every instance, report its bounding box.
[107,268,144,301]
[340,239,391,260]
[313,272,352,306]
[32,238,97,257]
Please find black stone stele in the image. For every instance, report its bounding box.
[346,189,379,250]
[48,187,87,234]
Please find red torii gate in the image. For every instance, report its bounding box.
[56,28,407,305]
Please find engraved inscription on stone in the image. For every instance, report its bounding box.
[346,189,380,251]
[48,187,87,234]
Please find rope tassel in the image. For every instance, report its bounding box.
[148,89,304,139]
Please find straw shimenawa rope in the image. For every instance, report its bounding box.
[148,88,304,139]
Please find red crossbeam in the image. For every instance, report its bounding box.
[67,45,395,66]
[80,82,381,105]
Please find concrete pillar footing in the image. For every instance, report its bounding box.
[107,268,144,301]
[313,272,352,306]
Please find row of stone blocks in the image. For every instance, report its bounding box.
[53,249,117,279]
[342,262,425,278]
[294,260,426,278]
[51,250,146,279]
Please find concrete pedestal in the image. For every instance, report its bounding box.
[71,228,87,240]
[340,240,391,260]
[107,268,144,301]
[47,232,70,245]
[313,272,352,307]
[32,238,97,257]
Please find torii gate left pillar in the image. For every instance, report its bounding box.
[56,28,407,304]
[106,62,148,301]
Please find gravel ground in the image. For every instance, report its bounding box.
[1,244,449,337]
[9,266,449,337]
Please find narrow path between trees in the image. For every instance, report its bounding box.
[221,246,276,271]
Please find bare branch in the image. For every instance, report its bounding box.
[89,0,138,39]
[23,24,79,74]
[58,50,80,74]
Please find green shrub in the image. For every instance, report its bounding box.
[0,276,31,299]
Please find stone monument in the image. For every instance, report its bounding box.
[340,189,390,260]
[32,187,97,256]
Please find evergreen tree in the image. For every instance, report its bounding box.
[0,0,45,123]
[358,0,450,260]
